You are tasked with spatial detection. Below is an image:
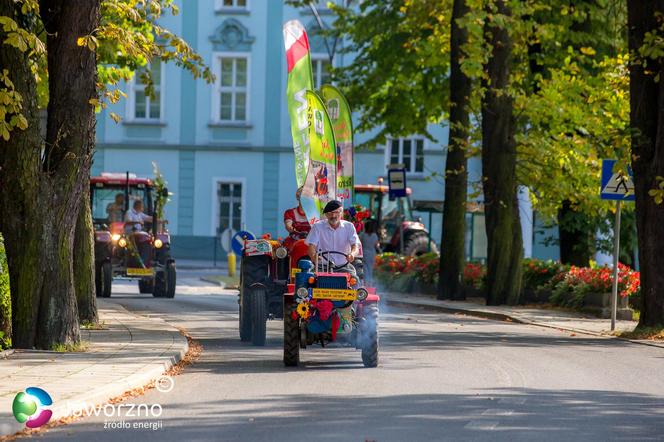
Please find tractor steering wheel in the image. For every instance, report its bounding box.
[317,250,352,272]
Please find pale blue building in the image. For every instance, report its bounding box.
[93,0,552,261]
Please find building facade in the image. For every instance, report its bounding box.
[93,0,552,261]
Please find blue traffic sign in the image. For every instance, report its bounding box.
[231,230,255,255]
[388,166,407,199]
[600,159,635,201]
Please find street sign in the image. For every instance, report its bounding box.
[600,159,635,201]
[231,230,255,255]
[219,228,236,253]
[388,164,407,199]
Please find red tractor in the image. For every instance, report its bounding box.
[283,254,380,368]
[91,173,175,298]
[354,184,438,256]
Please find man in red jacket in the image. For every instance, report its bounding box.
[283,187,311,249]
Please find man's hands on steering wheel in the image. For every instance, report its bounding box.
[317,250,355,270]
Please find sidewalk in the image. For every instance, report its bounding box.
[382,292,663,348]
[0,300,188,437]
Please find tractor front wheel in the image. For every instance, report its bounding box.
[250,287,267,346]
[96,261,112,298]
[283,301,300,367]
[361,303,379,368]
[138,278,154,294]
[164,262,176,298]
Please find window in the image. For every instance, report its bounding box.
[217,182,243,236]
[217,0,247,9]
[312,55,331,89]
[387,138,425,173]
[128,60,163,121]
[213,55,249,123]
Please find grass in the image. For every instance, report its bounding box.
[80,320,106,330]
[51,341,89,352]
[618,326,664,341]
[204,274,240,289]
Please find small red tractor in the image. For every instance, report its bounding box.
[91,172,176,298]
[354,184,438,256]
[283,254,379,368]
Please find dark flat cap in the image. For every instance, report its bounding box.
[323,200,343,213]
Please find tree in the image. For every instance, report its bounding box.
[438,0,472,300]
[480,0,524,305]
[0,0,212,349]
[628,1,664,327]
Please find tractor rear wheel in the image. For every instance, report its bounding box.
[250,287,267,346]
[164,262,176,298]
[403,234,438,256]
[239,286,252,342]
[361,303,379,368]
[283,301,300,367]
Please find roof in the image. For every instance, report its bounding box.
[91,172,152,186]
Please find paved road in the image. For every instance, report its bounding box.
[38,271,664,441]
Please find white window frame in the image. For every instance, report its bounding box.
[215,0,249,12]
[311,54,332,90]
[385,137,426,175]
[211,52,251,124]
[211,177,247,237]
[126,61,165,123]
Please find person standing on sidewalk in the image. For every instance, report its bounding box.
[359,218,380,285]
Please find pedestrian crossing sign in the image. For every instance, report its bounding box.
[600,159,635,201]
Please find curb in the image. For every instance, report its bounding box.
[0,303,189,439]
[200,276,226,289]
[384,298,664,350]
[384,299,526,324]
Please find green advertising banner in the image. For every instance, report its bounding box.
[299,90,337,222]
[283,20,315,188]
[321,84,354,205]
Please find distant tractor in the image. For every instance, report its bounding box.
[90,172,175,298]
[354,184,438,256]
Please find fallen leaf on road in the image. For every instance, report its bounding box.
[570,333,577,337]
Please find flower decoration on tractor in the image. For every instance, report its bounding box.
[343,204,371,233]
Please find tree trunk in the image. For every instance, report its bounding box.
[74,184,98,324]
[439,0,471,300]
[628,0,664,327]
[481,0,523,306]
[0,0,49,348]
[0,0,99,348]
[35,0,100,347]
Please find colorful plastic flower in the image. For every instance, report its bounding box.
[296,302,311,319]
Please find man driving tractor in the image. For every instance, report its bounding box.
[125,199,153,232]
[305,199,360,281]
[283,186,311,249]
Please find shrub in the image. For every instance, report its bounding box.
[548,263,640,308]
[0,235,11,350]
[522,258,569,291]
[463,262,485,290]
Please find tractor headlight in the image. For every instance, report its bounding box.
[296,287,308,299]
[154,239,163,249]
[356,288,369,301]
[111,233,121,242]
[118,237,127,248]
[275,246,288,259]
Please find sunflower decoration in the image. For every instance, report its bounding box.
[296,301,311,319]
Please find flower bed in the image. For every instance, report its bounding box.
[372,253,640,318]
[546,263,640,315]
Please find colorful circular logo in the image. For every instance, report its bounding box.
[12,387,53,428]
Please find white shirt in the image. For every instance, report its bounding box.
[124,209,150,231]
[306,219,360,266]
